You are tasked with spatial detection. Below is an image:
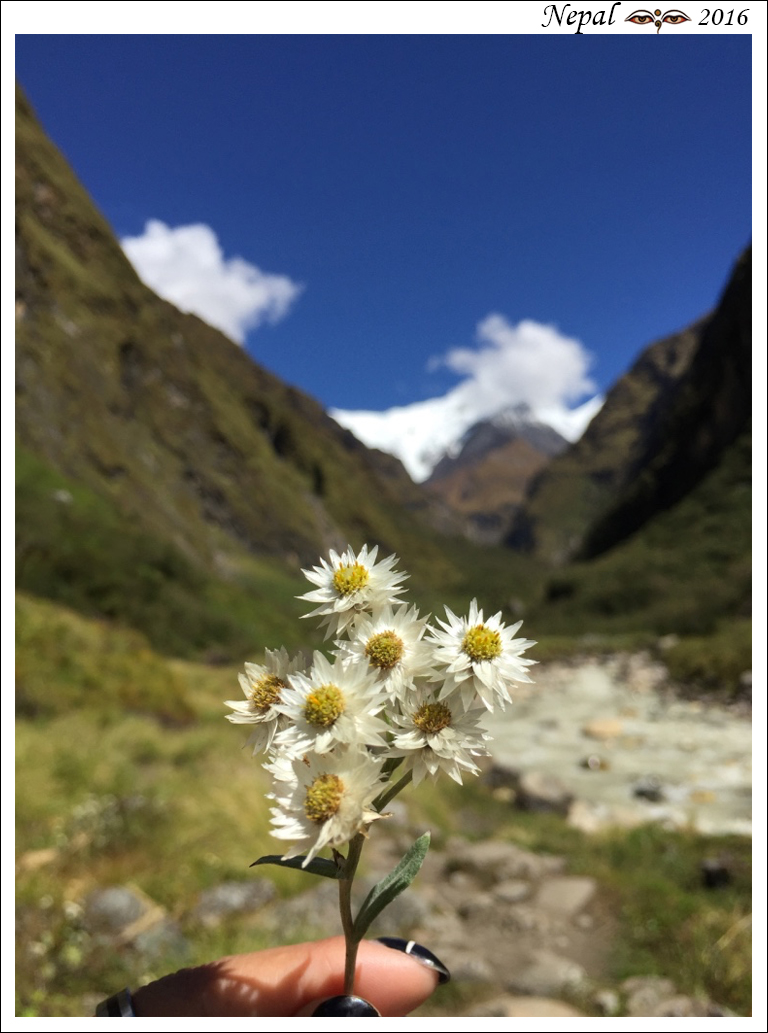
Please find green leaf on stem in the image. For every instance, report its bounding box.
[250,854,343,879]
[351,831,431,941]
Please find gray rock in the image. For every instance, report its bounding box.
[650,995,731,1017]
[493,880,531,904]
[516,772,574,815]
[445,837,563,881]
[535,876,596,916]
[593,988,620,1015]
[457,891,496,918]
[502,905,541,932]
[505,948,587,996]
[568,799,646,833]
[633,775,665,802]
[364,885,432,936]
[472,994,582,1017]
[133,919,187,962]
[82,884,186,961]
[701,855,734,889]
[623,975,677,1016]
[441,950,496,983]
[483,762,521,790]
[445,869,476,891]
[83,886,149,935]
[260,881,338,938]
[192,879,276,926]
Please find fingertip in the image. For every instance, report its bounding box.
[351,938,443,1016]
[375,937,451,984]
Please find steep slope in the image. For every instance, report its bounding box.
[509,247,751,566]
[579,247,751,560]
[15,83,541,655]
[15,87,454,572]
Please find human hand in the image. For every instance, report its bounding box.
[128,935,449,1017]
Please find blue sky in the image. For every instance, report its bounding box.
[14,30,752,421]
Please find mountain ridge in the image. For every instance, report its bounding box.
[331,390,601,483]
[422,405,569,544]
[15,83,447,570]
[507,241,750,567]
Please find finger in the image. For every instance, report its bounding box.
[132,936,441,1017]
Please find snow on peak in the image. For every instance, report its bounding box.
[331,394,603,482]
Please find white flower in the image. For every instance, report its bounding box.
[274,651,390,758]
[390,688,491,784]
[338,603,436,702]
[428,599,536,712]
[299,544,408,637]
[225,647,306,756]
[267,749,385,866]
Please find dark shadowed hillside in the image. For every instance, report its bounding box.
[579,248,751,560]
[514,249,751,639]
[510,248,751,568]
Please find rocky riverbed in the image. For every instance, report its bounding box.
[485,652,752,837]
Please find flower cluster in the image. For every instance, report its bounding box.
[226,545,535,866]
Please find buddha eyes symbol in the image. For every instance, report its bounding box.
[625,8,691,32]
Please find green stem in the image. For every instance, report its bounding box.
[380,755,405,778]
[339,832,366,994]
[338,769,414,993]
[372,769,413,812]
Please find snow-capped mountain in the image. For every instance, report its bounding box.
[330,394,603,482]
[429,403,569,480]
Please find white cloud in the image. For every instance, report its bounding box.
[437,315,596,420]
[121,220,302,343]
[332,316,601,481]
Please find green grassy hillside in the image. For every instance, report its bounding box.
[15,83,545,658]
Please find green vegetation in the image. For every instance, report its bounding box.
[15,594,751,1017]
[15,446,320,661]
[663,620,752,699]
[531,430,751,643]
[15,442,544,663]
[15,592,195,722]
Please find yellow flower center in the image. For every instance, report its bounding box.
[462,624,502,662]
[365,630,404,670]
[332,562,369,596]
[304,773,344,824]
[413,701,452,735]
[304,684,345,727]
[249,673,286,712]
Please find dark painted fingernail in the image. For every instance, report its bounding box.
[312,995,381,1016]
[376,937,451,984]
